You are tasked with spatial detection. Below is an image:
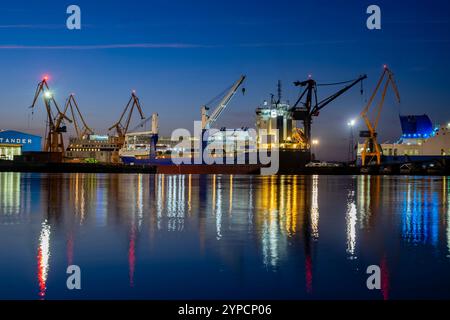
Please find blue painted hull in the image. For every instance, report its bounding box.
[383,155,450,164]
[120,156,173,165]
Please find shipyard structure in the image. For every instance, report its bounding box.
[1,68,450,174]
[0,130,42,160]
[358,115,450,164]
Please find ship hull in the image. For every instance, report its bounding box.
[121,149,311,174]
[121,156,262,174]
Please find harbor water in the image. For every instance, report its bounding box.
[0,173,449,299]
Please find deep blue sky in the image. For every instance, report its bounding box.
[0,0,449,159]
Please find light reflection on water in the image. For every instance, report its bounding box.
[0,172,449,300]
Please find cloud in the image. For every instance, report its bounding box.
[0,24,64,29]
[237,40,356,47]
[0,43,214,50]
[0,40,355,50]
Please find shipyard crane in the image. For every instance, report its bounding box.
[109,91,146,142]
[30,76,73,152]
[291,74,367,149]
[360,66,401,166]
[65,94,94,139]
[201,75,246,130]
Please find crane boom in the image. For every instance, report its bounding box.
[291,74,366,149]
[109,91,146,140]
[313,75,368,115]
[202,75,246,129]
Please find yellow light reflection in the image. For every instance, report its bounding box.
[261,208,280,269]
[446,177,450,258]
[166,175,185,232]
[357,175,371,229]
[188,174,192,213]
[311,175,319,240]
[216,177,222,240]
[229,175,233,215]
[0,172,21,219]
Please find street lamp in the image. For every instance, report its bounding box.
[44,91,52,99]
[311,139,319,160]
[347,119,356,162]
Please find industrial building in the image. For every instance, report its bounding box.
[0,130,42,160]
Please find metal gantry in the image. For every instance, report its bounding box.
[360,66,401,166]
[290,74,367,150]
[201,75,246,130]
[30,77,72,152]
[109,91,146,142]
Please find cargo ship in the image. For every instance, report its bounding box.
[119,81,313,174]
[119,130,266,174]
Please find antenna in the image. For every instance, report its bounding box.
[277,80,282,103]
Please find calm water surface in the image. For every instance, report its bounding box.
[0,173,449,300]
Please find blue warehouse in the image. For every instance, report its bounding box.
[0,130,42,160]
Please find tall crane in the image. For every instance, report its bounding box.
[360,66,401,166]
[65,93,94,139]
[109,91,146,142]
[291,74,367,149]
[30,76,73,152]
[201,75,246,130]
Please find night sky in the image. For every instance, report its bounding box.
[0,0,449,160]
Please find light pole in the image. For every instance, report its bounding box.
[312,139,319,160]
[347,119,356,163]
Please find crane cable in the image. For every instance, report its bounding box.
[317,77,363,87]
[204,84,234,108]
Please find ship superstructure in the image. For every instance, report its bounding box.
[255,82,307,150]
[358,114,450,163]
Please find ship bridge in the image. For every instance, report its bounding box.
[400,114,434,139]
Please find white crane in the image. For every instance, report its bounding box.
[201,75,246,130]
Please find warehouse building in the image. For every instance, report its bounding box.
[0,130,42,160]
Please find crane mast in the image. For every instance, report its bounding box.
[30,77,72,152]
[291,74,367,149]
[109,91,146,142]
[151,113,159,135]
[201,75,246,130]
[360,66,400,166]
